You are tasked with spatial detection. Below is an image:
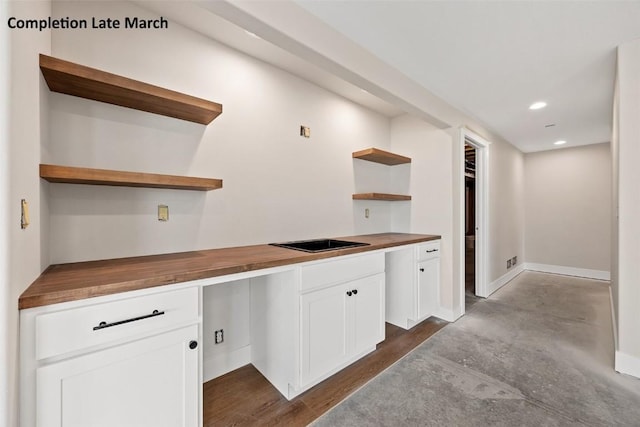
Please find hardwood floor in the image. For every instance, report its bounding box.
[203,318,447,426]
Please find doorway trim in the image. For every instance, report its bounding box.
[459,128,490,314]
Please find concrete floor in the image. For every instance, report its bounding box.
[312,271,640,426]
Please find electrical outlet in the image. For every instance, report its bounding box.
[300,125,310,138]
[507,259,512,269]
[512,256,517,266]
[214,329,224,344]
[158,205,169,221]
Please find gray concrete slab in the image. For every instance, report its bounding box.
[312,271,640,426]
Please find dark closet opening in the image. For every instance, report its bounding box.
[465,143,476,296]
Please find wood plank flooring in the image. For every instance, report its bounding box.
[203,318,447,426]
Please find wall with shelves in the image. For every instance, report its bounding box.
[47,0,392,264]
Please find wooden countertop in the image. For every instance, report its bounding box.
[19,233,440,310]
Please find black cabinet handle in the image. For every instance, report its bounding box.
[189,340,198,350]
[419,268,425,272]
[426,249,438,253]
[352,289,358,295]
[346,291,353,296]
[93,309,165,331]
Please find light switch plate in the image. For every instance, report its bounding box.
[158,205,169,221]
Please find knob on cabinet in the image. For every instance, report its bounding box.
[419,268,425,272]
[346,291,353,296]
[189,340,198,350]
[352,289,358,295]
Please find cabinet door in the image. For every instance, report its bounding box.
[300,284,348,386]
[37,325,199,427]
[418,258,440,320]
[350,273,385,356]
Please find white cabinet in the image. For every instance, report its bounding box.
[37,325,199,427]
[300,282,349,385]
[417,257,439,320]
[250,252,385,398]
[300,273,384,387]
[21,287,201,427]
[386,240,441,329]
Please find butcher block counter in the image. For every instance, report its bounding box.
[19,232,440,309]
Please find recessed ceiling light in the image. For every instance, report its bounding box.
[554,140,566,146]
[529,101,547,110]
[244,30,261,39]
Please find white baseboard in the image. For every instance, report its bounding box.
[524,263,610,281]
[203,345,251,382]
[483,264,525,297]
[615,351,640,379]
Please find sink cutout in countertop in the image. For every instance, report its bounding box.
[270,239,370,253]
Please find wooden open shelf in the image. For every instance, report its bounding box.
[39,54,222,125]
[40,164,222,191]
[353,193,411,201]
[352,147,411,165]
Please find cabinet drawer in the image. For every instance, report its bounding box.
[301,252,384,292]
[416,240,441,261]
[35,287,199,361]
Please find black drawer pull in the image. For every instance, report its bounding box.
[426,249,439,253]
[93,309,165,331]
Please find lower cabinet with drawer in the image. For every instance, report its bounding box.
[20,287,201,427]
[250,252,385,399]
[386,239,441,329]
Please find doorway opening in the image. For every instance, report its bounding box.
[459,129,490,316]
[464,143,477,305]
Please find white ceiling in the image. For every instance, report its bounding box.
[294,0,640,152]
[141,1,640,153]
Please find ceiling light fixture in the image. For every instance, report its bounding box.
[244,30,261,39]
[554,140,566,146]
[529,101,547,110]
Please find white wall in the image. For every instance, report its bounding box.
[389,115,454,311]
[200,0,527,317]
[48,1,391,263]
[488,138,525,283]
[613,39,640,377]
[524,143,611,274]
[5,2,51,426]
[1,2,10,425]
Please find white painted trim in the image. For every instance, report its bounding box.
[615,351,640,379]
[487,264,525,296]
[610,285,618,350]
[459,128,491,301]
[433,307,457,323]
[203,345,251,382]
[524,263,610,281]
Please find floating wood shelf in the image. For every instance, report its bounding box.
[39,54,222,125]
[353,193,411,201]
[40,164,222,191]
[352,148,411,166]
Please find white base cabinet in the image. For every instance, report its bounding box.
[21,240,438,422]
[300,273,384,387]
[37,325,199,427]
[250,252,386,399]
[21,287,201,427]
[386,240,441,329]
